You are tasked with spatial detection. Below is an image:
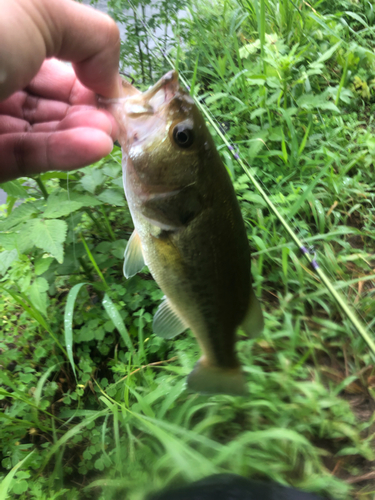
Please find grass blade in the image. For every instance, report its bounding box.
[102,292,134,352]
[0,451,35,500]
[34,363,60,407]
[41,409,109,471]
[80,233,108,289]
[64,283,87,380]
[190,55,199,96]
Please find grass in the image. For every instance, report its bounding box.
[1,0,375,498]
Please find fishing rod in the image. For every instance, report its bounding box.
[125,0,375,357]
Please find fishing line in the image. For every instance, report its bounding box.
[124,0,375,356]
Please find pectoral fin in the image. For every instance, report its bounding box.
[141,184,202,230]
[153,298,187,339]
[123,230,145,278]
[241,288,264,337]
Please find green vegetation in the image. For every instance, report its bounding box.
[1,0,375,498]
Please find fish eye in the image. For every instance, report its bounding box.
[172,123,194,148]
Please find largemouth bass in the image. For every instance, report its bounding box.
[107,71,263,395]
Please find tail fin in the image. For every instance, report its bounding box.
[187,358,248,396]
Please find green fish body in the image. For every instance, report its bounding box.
[108,71,263,395]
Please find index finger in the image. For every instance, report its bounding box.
[45,0,122,97]
[26,59,98,105]
[0,0,122,100]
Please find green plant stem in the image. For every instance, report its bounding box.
[133,8,145,84]
[100,206,116,241]
[34,175,49,200]
[84,208,105,238]
[335,57,349,106]
[6,196,16,216]
[78,257,94,282]
[80,233,109,289]
[141,4,153,80]
[260,0,266,74]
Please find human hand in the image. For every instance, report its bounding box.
[0,0,122,183]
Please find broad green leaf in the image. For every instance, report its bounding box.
[205,92,228,105]
[28,277,49,316]
[69,192,102,207]
[102,165,121,178]
[242,192,267,207]
[0,249,18,275]
[97,189,126,206]
[21,219,67,263]
[34,256,54,275]
[11,481,28,495]
[102,293,134,352]
[316,41,341,64]
[110,177,124,188]
[110,239,127,259]
[43,191,84,218]
[252,235,267,252]
[64,283,87,380]
[0,180,28,198]
[297,93,339,112]
[239,40,260,58]
[0,233,17,250]
[250,108,266,120]
[16,224,36,255]
[80,170,104,194]
[0,202,40,231]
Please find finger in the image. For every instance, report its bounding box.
[0,0,121,100]
[0,109,117,138]
[0,91,70,123]
[0,91,117,129]
[26,59,98,105]
[0,128,114,182]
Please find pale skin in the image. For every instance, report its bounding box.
[0,0,122,183]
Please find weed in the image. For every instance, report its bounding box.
[1,0,375,499]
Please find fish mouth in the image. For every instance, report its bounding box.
[101,71,181,149]
[101,71,179,116]
[124,70,179,117]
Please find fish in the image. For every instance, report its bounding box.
[105,70,264,395]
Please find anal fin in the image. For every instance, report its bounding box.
[153,298,187,339]
[123,230,145,278]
